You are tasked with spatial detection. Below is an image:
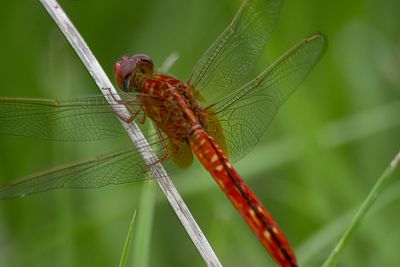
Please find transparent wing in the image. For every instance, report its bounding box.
[189,0,282,105]
[0,111,188,199]
[0,147,153,199]
[0,95,142,141]
[209,34,326,162]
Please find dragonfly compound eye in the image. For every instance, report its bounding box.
[114,56,137,92]
[131,54,154,76]
[114,54,154,92]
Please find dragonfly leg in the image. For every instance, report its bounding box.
[101,87,143,124]
[142,144,173,168]
[103,87,136,105]
[121,108,147,124]
[123,108,142,124]
[158,139,182,164]
[109,103,142,124]
[148,149,175,167]
[148,125,179,165]
[139,113,147,124]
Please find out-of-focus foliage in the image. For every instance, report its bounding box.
[0,0,399,266]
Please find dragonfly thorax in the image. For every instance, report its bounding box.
[140,74,209,142]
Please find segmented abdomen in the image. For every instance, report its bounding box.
[189,128,298,267]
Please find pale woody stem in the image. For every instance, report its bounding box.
[39,0,222,266]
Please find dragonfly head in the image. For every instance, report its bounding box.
[114,54,154,92]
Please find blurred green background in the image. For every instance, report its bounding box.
[0,0,399,266]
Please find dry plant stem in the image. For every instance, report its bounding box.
[39,0,222,266]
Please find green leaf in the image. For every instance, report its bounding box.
[119,210,137,267]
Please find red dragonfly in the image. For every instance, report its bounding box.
[0,0,325,266]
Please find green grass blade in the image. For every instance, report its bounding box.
[158,52,179,73]
[119,210,137,267]
[322,152,400,267]
[299,180,400,265]
[132,182,157,267]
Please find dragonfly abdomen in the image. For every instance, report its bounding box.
[189,128,298,267]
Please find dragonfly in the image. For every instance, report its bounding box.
[0,0,325,266]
